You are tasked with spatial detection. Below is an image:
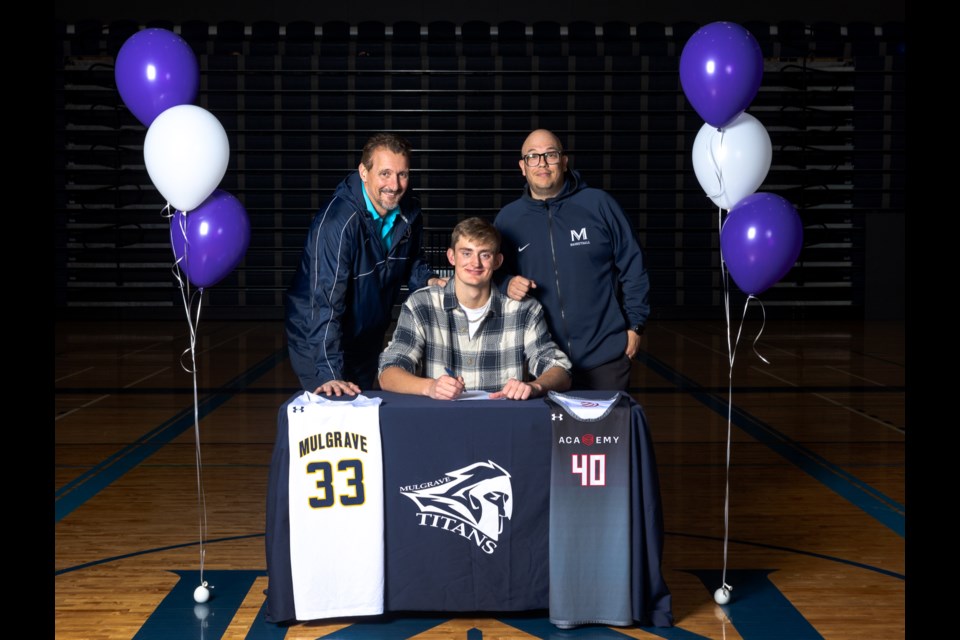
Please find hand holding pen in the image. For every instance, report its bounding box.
[428,366,466,400]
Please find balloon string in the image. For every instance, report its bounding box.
[189,293,207,585]
[731,295,754,371]
[718,205,733,593]
[172,240,200,373]
[748,296,771,364]
[719,207,732,364]
[718,294,764,596]
[170,212,209,587]
[716,264,769,597]
[705,127,726,202]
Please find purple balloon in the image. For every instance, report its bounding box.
[171,190,251,289]
[680,22,764,129]
[115,28,200,128]
[720,193,803,296]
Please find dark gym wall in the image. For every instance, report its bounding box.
[54,2,907,321]
[54,0,905,26]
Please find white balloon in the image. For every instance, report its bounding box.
[692,111,772,210]
[144,105,230,212]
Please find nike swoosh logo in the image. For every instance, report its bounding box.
[518,243,531,252]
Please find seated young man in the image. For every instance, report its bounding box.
[378,217,572,400]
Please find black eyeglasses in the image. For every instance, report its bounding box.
[522,151,564,167]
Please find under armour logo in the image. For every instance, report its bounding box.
[292,406,305,413]
[551,413,563,421]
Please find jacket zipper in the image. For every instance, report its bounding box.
[546,205,573,357]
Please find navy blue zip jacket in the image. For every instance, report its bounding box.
[494,169,650,371]
[285,172,435,391]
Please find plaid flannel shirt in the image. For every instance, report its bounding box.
[378,280,572,392]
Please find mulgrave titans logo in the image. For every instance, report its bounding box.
[400,461,513,555]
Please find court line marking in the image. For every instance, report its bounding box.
[115,320,251,359]
[655,324,903,380]
[123,367,171,388]
[55,394,111,422]
[54,324,264,421]
[55,530,903,581]
[54,349,287,522]
[667,531,904,580]
[634,351,905,537]
[193,324,265,358]
[825,365,887,386]
[55,533,264,575]
[55,366,94,383]
[54,339,904,541]
[753,367,904,433]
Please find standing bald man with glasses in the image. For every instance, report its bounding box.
[494,129,651,392]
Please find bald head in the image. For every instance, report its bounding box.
[519,129,569,200]
[521,129,564,155]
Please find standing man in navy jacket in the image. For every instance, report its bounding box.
[494,129,650,391]
[286,133,445,396]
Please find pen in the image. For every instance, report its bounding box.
[444,367,466,390]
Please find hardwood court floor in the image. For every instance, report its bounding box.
[54,318,906,639]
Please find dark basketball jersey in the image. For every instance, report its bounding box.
[546,391,633,628]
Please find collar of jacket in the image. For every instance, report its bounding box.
[522,168,586,205]
[341,170,421,222]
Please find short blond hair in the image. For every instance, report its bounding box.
[450,217,501,253]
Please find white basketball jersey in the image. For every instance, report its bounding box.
[287,392,384,619]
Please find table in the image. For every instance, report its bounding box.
[264,390,673,628]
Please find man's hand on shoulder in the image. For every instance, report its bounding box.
[314,380,361,397]
[507,276,537,301]
[428,277,448,287]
